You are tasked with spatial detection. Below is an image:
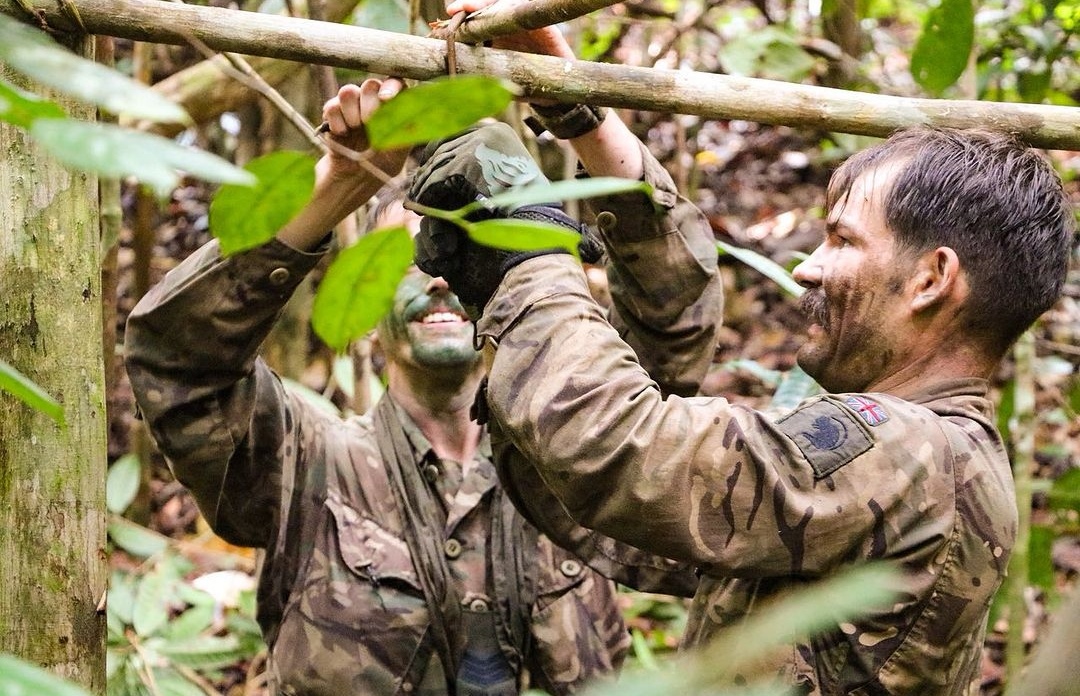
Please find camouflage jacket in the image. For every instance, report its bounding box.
[124,239,629,695]
[476,154,1016,694]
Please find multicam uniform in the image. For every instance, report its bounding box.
[477,142,1017,695]
[124,238,630,696]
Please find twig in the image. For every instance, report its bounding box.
[429,0,623,43]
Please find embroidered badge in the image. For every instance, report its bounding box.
[776,399,874,480]
[844,395,890,426]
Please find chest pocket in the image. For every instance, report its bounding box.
[528,538,628,693]
[271,493,432,695]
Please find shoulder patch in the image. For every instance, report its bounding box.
[776,399,874,480]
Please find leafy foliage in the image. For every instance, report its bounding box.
[209,151,317,256]
[365,75,517,150]
[911,0,976,95]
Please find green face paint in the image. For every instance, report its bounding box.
[379,268,479,369]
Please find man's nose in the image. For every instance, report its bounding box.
[792,248,824,289]
[426,275,451,295]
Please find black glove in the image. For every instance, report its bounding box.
[408,122,601,313]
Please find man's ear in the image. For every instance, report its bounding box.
[910,246,963,313]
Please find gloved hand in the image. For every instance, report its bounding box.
[408,122,601,314]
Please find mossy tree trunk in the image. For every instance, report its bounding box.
[0,41,108,692]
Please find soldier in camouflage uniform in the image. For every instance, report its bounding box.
[412,4,1078,693]
[125,79,678,696]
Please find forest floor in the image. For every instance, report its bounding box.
[106,117,1080,695]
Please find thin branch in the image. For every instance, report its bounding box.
[8,0,1080,150]
[429,0,623,43]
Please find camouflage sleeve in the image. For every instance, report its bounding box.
[587,140,722,397]
[490,422,699,597]
[476,256,960,575]
[124,239,325,547]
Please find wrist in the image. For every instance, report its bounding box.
[526,102,607,141]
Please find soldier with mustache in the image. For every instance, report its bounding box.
[124,80,696,695]
[406,2,1078,693]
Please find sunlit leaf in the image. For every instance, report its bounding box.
[311,226,414,352]
[0,14,188,123]
[630,629,661,671]
[717,240,805,299]
[108,516,169,558]
[209,151,316,256]
[30,119,255,197]
[769,366,822,412]
[365,75,516,150]
[910,0,975,95]
[0,653,92,696]
[0,358,64,426]
[133,565,173,637]
[0,78,66,129]
[467,218,582,257]
[106,454,142,515]
[467,178,653,215]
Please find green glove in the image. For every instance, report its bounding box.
[408,123,599,313]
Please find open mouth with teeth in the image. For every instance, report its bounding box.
[412,307,469,326]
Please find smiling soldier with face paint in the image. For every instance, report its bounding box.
[406,3,1078,693]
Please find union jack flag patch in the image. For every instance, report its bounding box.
[845,395,889,426]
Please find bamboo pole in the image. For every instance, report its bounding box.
[428,0,623,43]
[5,0,1080,150]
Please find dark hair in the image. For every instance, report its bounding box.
[363,176,411,234]
[827,126,1076,353]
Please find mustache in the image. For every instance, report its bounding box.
[799,289,829,328]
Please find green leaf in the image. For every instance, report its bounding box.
[133,566,173,637]
[630,629,661,671]
[157,635,252,670]
[769,365,823,412]
[0,653,93,696]
[717,241,805,299]
[0,358,64,426]
[209,151,317,256]
[106,454,143,515]
[108,517,170,558]
[311,226,414,352]
[467,177,653,215]
[910,0,975,95]
[1047,468,1080,512]
[148,669,206,696]
[365,75,516,150]
[1029,524,1056,597]
[466,219,582,257]
[0,14,188,124]
[108,571,137,629]
[717,26,816,82]
[30,119,256,197]
[0,78,66,129]
[163,604,215,642]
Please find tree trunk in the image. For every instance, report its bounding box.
[0,42,107,693]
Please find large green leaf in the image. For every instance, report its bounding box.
[0,14,187,123]
[910,0,975,95]
[208,151,316,256]
[365,75,516,150]
[717,240,805,299]
[311,226,414,352]
[0,78,66,129]
[466,219,582,257]
[0,358,64,426]
[0,653,92,696]
[466,177,653,215]
[30,119,256,197]
[106,454,142,515]
[108,516,170,558]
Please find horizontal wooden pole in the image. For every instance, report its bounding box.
[4,0,1080,150]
